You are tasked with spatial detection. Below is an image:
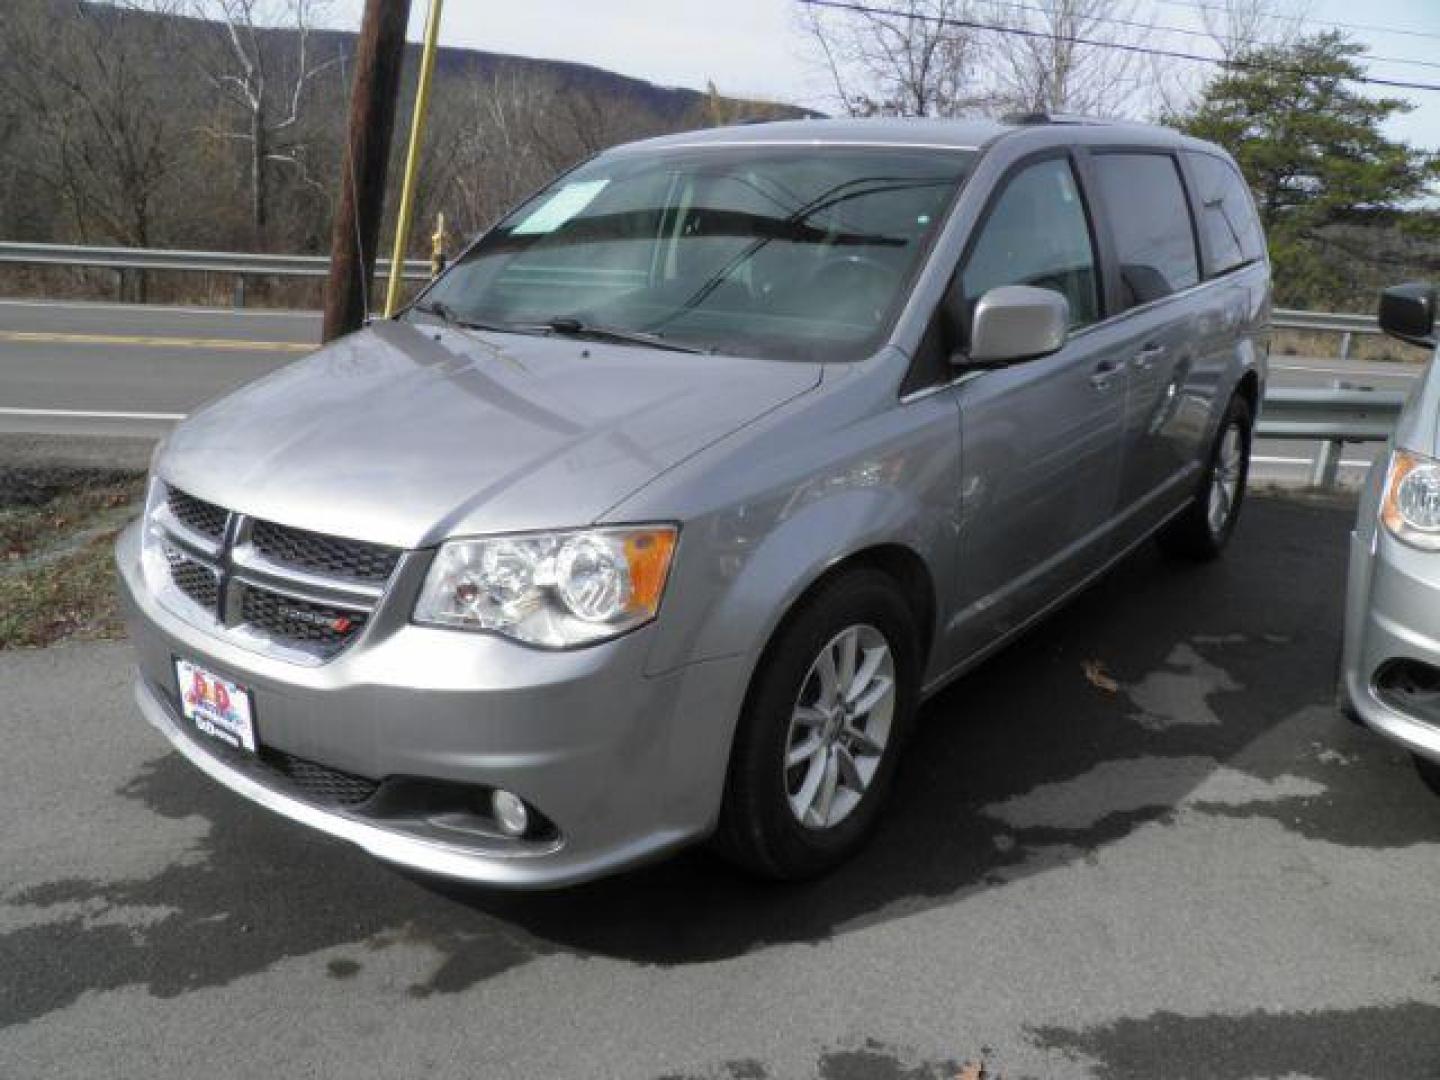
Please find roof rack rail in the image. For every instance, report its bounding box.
[1001,111,1113,126]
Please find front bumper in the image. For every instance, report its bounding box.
[116,523,749,887]
[1341,526,1440,766]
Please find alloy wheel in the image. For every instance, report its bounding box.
[783,624,896,830]
[1208,421,1244,536]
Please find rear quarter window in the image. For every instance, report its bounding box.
[1185,151,1267,276]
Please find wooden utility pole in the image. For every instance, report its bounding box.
[322,0,413,342]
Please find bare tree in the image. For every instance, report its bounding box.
[411,70,547,240]
[980,0,1152,117]
[186,0,343,248]
[416,65,681,241]
[0,14,21,239]
[1199,0,1311,60]
[798,0,988,117]
[1150,0,1314,121]
[0,0,190,250]
[0,0,805,291]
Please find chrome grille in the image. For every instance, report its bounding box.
[238,586,367,658]
[250,519,400,584]
[164,544,220,610]
[150,484,401,663]
[166,487,228,542]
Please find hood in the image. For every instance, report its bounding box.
[159,321,822,548]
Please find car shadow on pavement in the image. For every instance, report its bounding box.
[441,493,1427,964]
[8,494,1439,1033]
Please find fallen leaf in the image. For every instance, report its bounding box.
[1082,659,1119,693]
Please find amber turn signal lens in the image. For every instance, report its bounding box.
[623,527,678,617]
[1381,450,1420,537]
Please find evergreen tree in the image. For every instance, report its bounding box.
[1174,32,1438,307]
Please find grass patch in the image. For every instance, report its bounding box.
[0,468,144,649]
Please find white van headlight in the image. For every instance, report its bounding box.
[1382,450,1440,549]
[413,526,678,647]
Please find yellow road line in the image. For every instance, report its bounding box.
[0,330,312,353]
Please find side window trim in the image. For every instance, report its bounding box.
[1056,148,1108,327]
[1069,146,1116,326]
[1170,150,1205,290]
[1176,149,1222,281]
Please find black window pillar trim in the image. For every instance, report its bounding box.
[1173,149,1221,282]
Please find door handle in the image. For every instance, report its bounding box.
[1089,357,1122,391]
[1132,343,1167,371]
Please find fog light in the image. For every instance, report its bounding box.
[491,790,529,836]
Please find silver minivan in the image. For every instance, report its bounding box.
[1340,283,1440,794]
[118,116,1270,886]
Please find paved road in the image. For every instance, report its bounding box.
[0,298,1426,482]
[0,299,317,442]
[4,492,1440,1079]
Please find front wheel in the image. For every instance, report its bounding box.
[1158,392,1252,561]
[714,568,920,880]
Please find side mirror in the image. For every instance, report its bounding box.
[965,285,1070,366]
[1379,283,1437,348]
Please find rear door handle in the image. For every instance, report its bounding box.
[1132,343,1167,371]
[1090,357,1122,391]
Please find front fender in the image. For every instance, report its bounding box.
[630,366,962,683]
[645,428,958,686]
[642,478,954,835]
[606,351,961,829]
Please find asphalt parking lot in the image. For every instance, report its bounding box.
[4,491,1440,1079]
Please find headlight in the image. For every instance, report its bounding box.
[1382,449,1440,550]
[138,477,171,595]
[413,525,678,647]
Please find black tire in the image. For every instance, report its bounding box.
[714,568,921,880]
[1157,392,1253,561]
[1415,755,1440,798]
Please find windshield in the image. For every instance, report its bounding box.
[412,144,976,362]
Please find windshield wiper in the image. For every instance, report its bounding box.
[411,300,528,335]
[542,317,711,354]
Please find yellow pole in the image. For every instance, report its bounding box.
[383,0,445,318]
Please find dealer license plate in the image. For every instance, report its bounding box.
[175,658,257,753]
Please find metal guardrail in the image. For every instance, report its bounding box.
[1257,386,1405,487]
[1273,309,1377,333]
[0,242,432,305]
[1258,387,1405,441]
[1272,308,1379,361]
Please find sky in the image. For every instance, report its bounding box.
[328,0,1440,149]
